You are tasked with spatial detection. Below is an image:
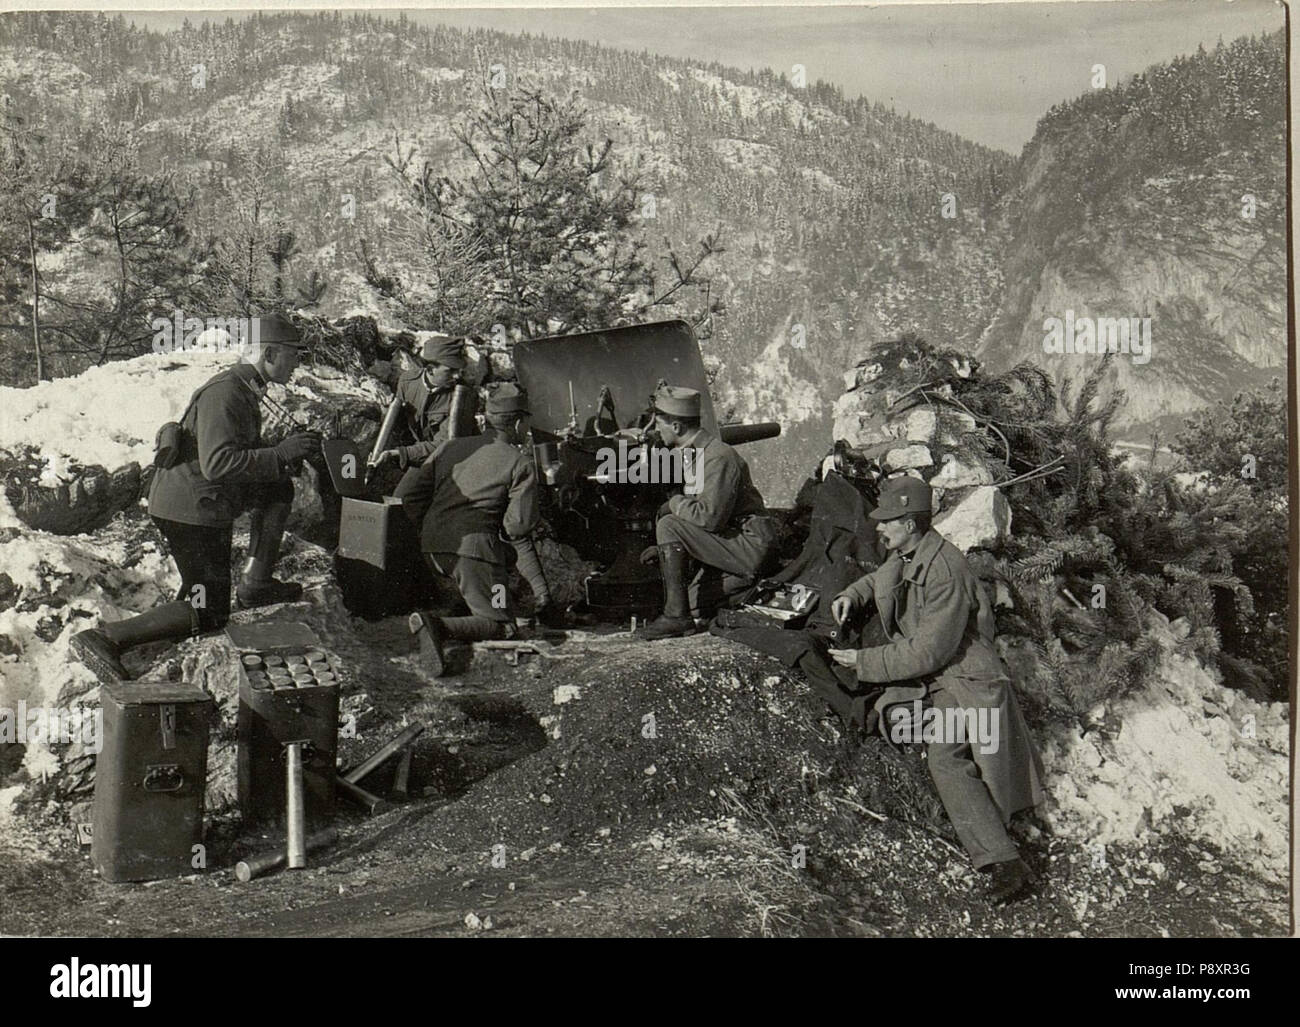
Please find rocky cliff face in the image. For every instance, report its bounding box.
[975,35,1287,438]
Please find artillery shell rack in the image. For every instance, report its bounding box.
[229,621,341,840]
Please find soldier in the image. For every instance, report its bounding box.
[375,336,556,622]
[826,476,1046,905]
[373,335,478,476]
[70,313,319,683]
[399,383,539,676]
[640,385,780,640]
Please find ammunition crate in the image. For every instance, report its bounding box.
[92,680,213,883]
[335,496,437,618]
[235,647,340,831]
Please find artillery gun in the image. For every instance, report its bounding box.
[332,319,779,621]
[515,319,779,618]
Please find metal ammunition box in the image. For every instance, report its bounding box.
[235,646,340,831]
[335,496,437,618]
[91,680,213,883]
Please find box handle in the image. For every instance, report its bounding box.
[159,704,176,750]
[142,764,184,792]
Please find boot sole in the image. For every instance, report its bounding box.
[69,635,129,685]
[638,624,697,642]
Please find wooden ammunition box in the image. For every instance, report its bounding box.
[91,680,213,883]
[235,646,340,831]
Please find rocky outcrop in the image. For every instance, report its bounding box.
[2,453,144,535]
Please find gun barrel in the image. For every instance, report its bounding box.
[719,422,781,446]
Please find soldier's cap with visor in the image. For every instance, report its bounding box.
[870,475,933,521]
[255,311,311,350]
[653,385,702,420]
[486,382,530,417]
[418,334,467,369]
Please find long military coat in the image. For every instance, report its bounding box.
[835,528,1046,823]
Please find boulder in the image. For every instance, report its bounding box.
[883,443,933,472]
[933,486,1011,552]
[928,452,994,490]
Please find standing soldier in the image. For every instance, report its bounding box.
[399,383,539,676]
[827,476,1046,905]
[70,313,319,683]
[640,384,780,640]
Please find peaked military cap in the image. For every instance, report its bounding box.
[419,334,467,369]
[256,311,310,349]
[486,382,530,417]
[870,475,933,521]
[654,385,702,419]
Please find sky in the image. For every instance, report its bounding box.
[124,1,1287,154]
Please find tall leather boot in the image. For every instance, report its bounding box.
[238,501,303,608]
[408,612,509,678]
[512,536,563,628]
[70,601,199,685]
[640,542,695,641]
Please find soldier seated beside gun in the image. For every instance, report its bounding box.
[639,384,781,641]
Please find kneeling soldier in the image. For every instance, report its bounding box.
[399,383,538,675]
[641,384,779,640]
[827,476,1046,905]
[71,313,318,683]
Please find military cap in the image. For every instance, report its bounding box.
[486,382,530,417]
[418,334,467,369]
[653,385,702,420]
[870,475,933,521]
[255,311,309,349]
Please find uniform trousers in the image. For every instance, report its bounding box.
[424,552,513,624]
[152,478,294,631]
[799,646,1020,869]
[656,512,779,613]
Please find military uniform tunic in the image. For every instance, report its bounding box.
[395,429,539,622]
[655,431,779,594]
[835,528,1046,867]
[393,367,478,469]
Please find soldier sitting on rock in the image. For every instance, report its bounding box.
[71,313,318,683]
[639,384,781,640]
[825,475,1046,905]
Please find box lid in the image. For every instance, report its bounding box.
[225,621,321,652]
[101,680,212,706]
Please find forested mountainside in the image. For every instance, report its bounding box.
[0,13,1288,489]
[1,10,1012,495]
[977,32,1287,439]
